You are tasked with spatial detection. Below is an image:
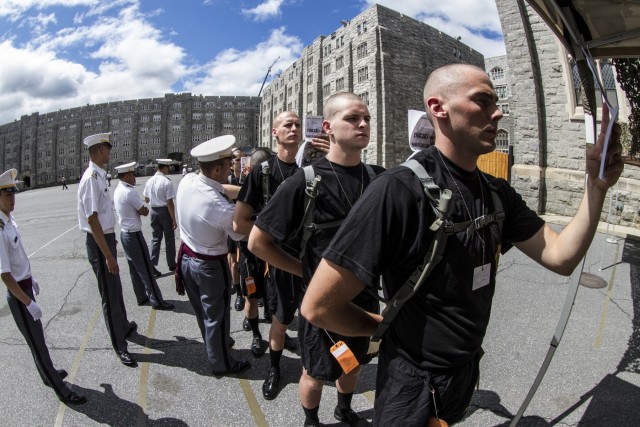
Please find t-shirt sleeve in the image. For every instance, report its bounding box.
[254,171,306,242]
[165,180,176,200]
[236,165,264,211]
[496,179,545,245]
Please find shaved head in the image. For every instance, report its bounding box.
[323,92,365,119]
[273,111,299,128]
[424,64,488,105]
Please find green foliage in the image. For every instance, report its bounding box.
[613,58,640,157]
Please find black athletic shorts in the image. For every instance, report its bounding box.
[266,266,301,325]
[238,248,266,300]
[227,237,240,254]
[298,313,373,381]
[374,343,481,426]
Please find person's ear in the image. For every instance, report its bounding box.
[427,96,447,119]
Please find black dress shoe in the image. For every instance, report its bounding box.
[60,391,87,406]
[125,321,138,338]
[153,267,162,277]
[251,336,267,357]
[334,406,361,426]
[243,317,251,331]
[43,369,68,387]
[212,360,251,377]
[137,297,150,306]
[117,351,138,367]
[152,302,175,311]
[262,368,280,400]
[234,294,245,311]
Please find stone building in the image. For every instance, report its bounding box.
[495,0,640,228]
[259,3,484,168]
[0,94,260,188]
[485,55,514,153]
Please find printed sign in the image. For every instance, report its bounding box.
[408,110,435,151]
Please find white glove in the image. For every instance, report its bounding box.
[31,277,40,296]
[26,300,42,321]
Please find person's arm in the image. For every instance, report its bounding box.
[1,272,31,306]
[515,104,623,275]
[301,259,381,337]
[222,184,241,200]
[166,198,177,230]
[87,213,119,274]
[233,201,255,237]
[248,226,302,277]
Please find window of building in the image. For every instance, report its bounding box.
[112,118,119,125]
[152,137,160,144]
[500,103,510,115]
[336,56,344,70]
[357,66,369,83]
[308,55,314,66]
[173,102,181,109]
[193,113,202,120]
[495,85,508,99]
[323,83,331,95]
[142,115,149,122]
[495,130,509,152]
[307,92,313,104]
[205,113,214,119]
[172,125,181,131]
[124,117,132,124]
[193,124,202,131]
[192,135,201,143]
[153,126,160,133]
[205,123,214,130]
[570,58,619,110]
[490,67,504,80]
[172,114,181,120]
[360,91,369,105]
[223,112,232,119]
[324,63,331,75]
[194,101,201,108]
[140,127,149,133]
[142,104,150,111]
[307,74,313,85]
[357,42,368,59]
[172,136,180,143]
[336,77,345,91]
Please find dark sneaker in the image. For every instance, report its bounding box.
[60,391,87,406]
[243,317,251,331]
[334,406,361,426]
[117,351,137,367]
[152,302,175,311]
[262,368,280,400]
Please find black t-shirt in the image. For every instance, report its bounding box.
[237,155,299,254]
[237,156,298,213]
[255,158,385,298]
[323,146,545,369]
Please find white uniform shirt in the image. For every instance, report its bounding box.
[114,181,144,232]
[143,172,176,207]
[77,161,116,233]
[176,173,244,256]
[0,211,31,281]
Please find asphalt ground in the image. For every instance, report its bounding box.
[0,173,638,426]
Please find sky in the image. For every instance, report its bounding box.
[0,0,506,125]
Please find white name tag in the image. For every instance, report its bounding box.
[472,263,491,291]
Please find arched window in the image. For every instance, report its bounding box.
[496,130,509,153]
[570,58,619,110]
[491,67,504,80]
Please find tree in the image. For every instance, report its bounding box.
[613,58,640,157]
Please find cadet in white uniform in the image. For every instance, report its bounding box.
[0,169,87,405]
[114,162,174,311]
[175,135,251,376]
[143,159,177,276]
[77,133,137,367]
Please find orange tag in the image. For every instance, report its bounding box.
[330,340,359,374]
[428,418,448,427]
[245,276,256,295]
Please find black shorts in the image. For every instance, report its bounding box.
[266,266,301,325]
[237,246,266,300]
[374,344,481,426]
[298,313,373,381]
[227,237,240,254]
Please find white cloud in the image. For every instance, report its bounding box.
[242,0,285,22]
[184,27,303,96]
[0,1,98,20]
[363,0,505,57]
[0,1,188,123]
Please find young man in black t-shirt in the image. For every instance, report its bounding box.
[250,93,384,426]
[301,64,624,426]
[233,111,304,401]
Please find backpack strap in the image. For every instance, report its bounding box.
[261,160,271,205]
[297,166,322,260]
[372,159,453,342]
